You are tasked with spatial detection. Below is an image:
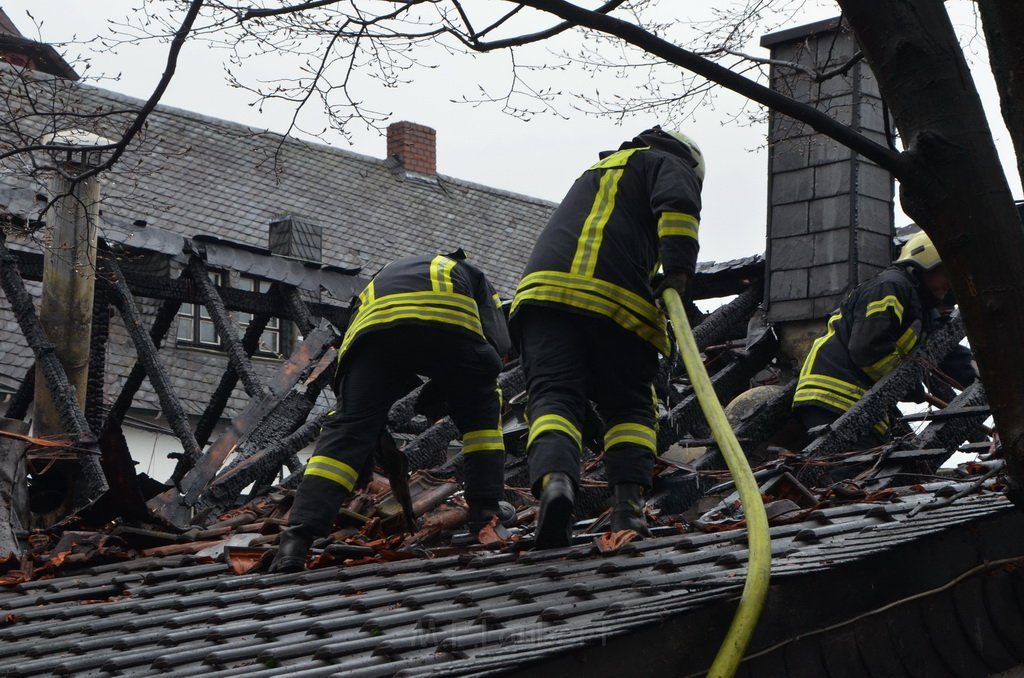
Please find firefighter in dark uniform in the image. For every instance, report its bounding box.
[510,127,705,548]
[792,232,959,444]
[270,252,511,572]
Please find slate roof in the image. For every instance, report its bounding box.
[0,64,556,300]
[0,488,1020,677]
[0,63,556,418]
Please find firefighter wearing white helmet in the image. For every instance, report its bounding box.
[510,125,705,547]
[792,230,963,447]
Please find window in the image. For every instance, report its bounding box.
[238,276,281,357]
[176,273,283,357]
[177,271,223,347]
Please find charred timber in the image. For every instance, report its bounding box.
[187,256,266,399]
[691,257,764,300]
[6,248,348,328]
[85,290,109,434]
[196,412,326,516]
[283,286,318,337]
[657,325,779,452]
[404,366,527,472]
[5,363,34,421]
[731,382,799,464]
[102,295,181,436]
[691,283,763,350]
[0,238,107,499]
[861,382,989,491]
[192,310,272,449]
[99,253,203,475]
[802,313,967,461]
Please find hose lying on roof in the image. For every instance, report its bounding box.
[662,288,771,678]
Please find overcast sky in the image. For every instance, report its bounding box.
[3,1,1020,266]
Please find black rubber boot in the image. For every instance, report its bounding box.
[534,472,576,549]
[467,501,517,533]
[268,527,314,573]
[609,483,652,537]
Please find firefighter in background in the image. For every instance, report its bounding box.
[270,252,511,573]
[792,231,971,445]
[510,126,705,548]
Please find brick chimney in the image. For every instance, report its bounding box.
[387,121,436,176]
[760,17,894,364]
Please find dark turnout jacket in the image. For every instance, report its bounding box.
[339,254,511,365]
[510,129,703,356]
[794,265,930,434]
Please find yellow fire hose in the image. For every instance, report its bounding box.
[662,289,771,677]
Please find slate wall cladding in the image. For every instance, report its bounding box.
[762,17,895,323]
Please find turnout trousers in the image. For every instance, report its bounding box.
[288,325,505,537]
[517,306,660,496]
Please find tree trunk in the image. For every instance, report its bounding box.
[838,0,1024,491]
[977,0,1024,191]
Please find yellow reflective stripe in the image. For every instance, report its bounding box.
[863,352,901,381]
[429,255,456,293]
[587,147,644,171]
[796,374,865,400]
[895,325,918,354]
[304,455,359,491]
[863,326,918,381]
[512,285,669,356]
[792,389,859,411]
[865,295,904,323]
[527,414,582,451]
[353,290,479,316]
[657,212,699,240]
[341,307,484,356]
[365,281,376,305]
[571,169,624,277]
[516,270,657,324]
[492,293,502,309]
[462,428,504,454]
[604,422,657,454]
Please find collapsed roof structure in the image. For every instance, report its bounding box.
[1,12,1022,677]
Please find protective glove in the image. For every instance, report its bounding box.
[653,271,691,302]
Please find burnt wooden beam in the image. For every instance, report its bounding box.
[657,325,779,452]
[0,237,107,503]
[692,282,763,350]
[147,325,336,528]
[802,313,967,461]
[98,253,203,480]
[282,286,318,336]
[405,365,527,473]
[861,382,990,492]
[196,412,327,516]
[7,248,349,326]
[102,295,181,435]
[5,364,34,421]
[187,256,267,400]
[85,289,109,435]
[192,309,271,449]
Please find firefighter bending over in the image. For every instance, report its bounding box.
[269,252,511,573]
[792,231,970,447]
[510,126,705,548]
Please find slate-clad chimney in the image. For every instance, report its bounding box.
[761,18,894,332]
[387,121,436,176]
[269,215,323,263]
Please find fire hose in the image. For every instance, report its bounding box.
[662,289,771,677]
